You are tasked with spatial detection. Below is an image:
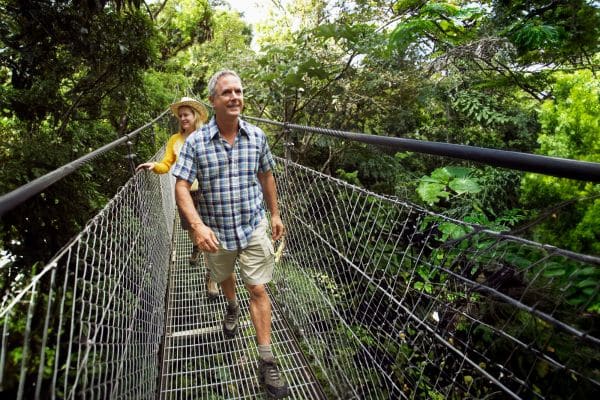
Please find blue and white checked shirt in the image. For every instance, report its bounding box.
[172,117,276,250]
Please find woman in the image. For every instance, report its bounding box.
[136,96,219,300]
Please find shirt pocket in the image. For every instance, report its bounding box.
[238,144,260,182]
[201,151,228,185]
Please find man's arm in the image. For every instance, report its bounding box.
[175,179,219,252]
[257,170,285,241]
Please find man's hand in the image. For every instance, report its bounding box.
[191,223,220,253]
[271,215,285,241]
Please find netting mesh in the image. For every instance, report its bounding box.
[2,147,599,400]
[272,156,600,399]
[0,147,174,399]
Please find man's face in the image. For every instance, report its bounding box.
[210,74,244,120]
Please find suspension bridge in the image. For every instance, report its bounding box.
[1,112,599,399]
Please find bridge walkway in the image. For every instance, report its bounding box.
[158,218,326,399]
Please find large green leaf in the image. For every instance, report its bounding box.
[430,167,453,183]
[445,166,472,179]
[449,177,481,194]
[417,182,449,205]
[439,222,467,240]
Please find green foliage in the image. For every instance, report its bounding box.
[416,165,528,249]
[570,199,600,256]
[497,0,600,65]
[511,22,560,51]
[1,0,599,397]
[336,168,361,186]
[538,70,600,162]
[389,0,599,110]
[316,22,375,50]
[390,1,484,52]
[188,10,252,94]
[153,0,213,62]
[0,2,157,123]
[391,0,600,70]
[451,91,512,126]
[417,166,481,206]
[520,70,600,255]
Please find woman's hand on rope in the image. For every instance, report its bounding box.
[135,162,156,172]
[191,222,219,253]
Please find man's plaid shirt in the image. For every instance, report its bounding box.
[172,117,276,250]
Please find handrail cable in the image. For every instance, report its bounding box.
[244,115,600,183]
[0,109,170,217]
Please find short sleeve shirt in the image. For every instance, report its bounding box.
[172,117,276,250]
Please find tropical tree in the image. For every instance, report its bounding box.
[519,69,600,255]
[186,7,254,96]
[0,0,213,274]
[385,0,600,221]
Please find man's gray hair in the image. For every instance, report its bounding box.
[207,70,242,97]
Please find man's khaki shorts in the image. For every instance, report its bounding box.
[203,218,275,285]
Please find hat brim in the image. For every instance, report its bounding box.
[170,100,209,123]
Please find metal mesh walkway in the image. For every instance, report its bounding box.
[159,218,326,399]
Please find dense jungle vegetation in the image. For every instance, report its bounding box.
[1,0,598,301]
[0,1,599,398]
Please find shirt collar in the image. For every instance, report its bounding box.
[238,118,251,138]
[206,117,250,142]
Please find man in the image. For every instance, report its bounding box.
[172,70,290,399]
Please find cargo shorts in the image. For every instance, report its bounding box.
[203,218,275,285]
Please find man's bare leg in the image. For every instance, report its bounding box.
[246,283,271,346]
[221,273,239,338]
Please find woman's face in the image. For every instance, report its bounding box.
[178,106,196,133]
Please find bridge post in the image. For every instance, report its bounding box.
[124,139,137,175]
[283,122,293,162]
[283,122,294,182]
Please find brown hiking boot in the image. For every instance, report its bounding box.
[206,272,218,300]
[222,304,240,338]
[258,357,290,398]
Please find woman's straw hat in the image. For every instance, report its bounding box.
[170,97,209,123]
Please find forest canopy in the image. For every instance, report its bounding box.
[1,0,599,275]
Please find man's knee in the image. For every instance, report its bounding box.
[246,283,268,300]
[220,273,235,285]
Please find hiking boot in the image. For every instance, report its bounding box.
[206,272,218,300]
[258,358,290,398]
[222,304,240,338]
[189,245,200,266]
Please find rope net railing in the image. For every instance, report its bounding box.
[1,111,599,400]
[271,156,600,399]
[0,147,175,399]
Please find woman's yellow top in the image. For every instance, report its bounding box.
[151,133,185,174]
[152,132,198,190]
